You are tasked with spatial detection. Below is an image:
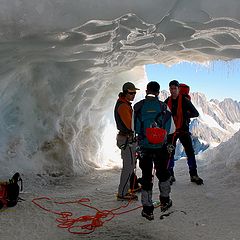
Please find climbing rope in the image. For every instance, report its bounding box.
[32,196,142,235]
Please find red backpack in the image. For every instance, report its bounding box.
[0,173,22,209]
[146,126,167,144]
[179,83,191,100]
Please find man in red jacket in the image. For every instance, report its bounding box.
[165,80,203,185]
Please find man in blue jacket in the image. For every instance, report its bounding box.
[134,81,175,220]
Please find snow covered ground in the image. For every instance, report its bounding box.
[1,1,240,239]
[1,143,240,240]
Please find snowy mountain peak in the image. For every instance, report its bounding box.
[191,92,240,151]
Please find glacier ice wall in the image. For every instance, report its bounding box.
[1,0,240,176]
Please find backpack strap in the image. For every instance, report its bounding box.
[154,101,167,127]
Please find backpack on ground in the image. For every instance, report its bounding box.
[0,172,23,209]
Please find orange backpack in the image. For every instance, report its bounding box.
[0,173,22,209]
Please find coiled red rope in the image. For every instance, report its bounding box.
[32,196,142,235]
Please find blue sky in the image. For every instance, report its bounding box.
[145,60,240,101]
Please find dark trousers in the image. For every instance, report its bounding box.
[168,132,197,176]
[139,146,170,191]
[139,146,171,207]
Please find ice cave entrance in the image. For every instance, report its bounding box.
[100,60,240,170]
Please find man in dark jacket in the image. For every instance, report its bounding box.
[165,80,203,185]
[134,81,176,220]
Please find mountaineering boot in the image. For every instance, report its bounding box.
[117,192,138,201]
[189,169,203,185]
[190,175,203,185]
[169,169,176,185]
[160,199,172,212]
[141,205,154,221]
[160,196,173,212]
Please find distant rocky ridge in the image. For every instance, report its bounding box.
[191,93,240,144]
[218,98,240,123]
[160,90,240,158]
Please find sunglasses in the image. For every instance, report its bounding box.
[127,91,136,95]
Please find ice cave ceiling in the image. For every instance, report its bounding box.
[1,0,240,174]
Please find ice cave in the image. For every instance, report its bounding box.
[1,0,240,177]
